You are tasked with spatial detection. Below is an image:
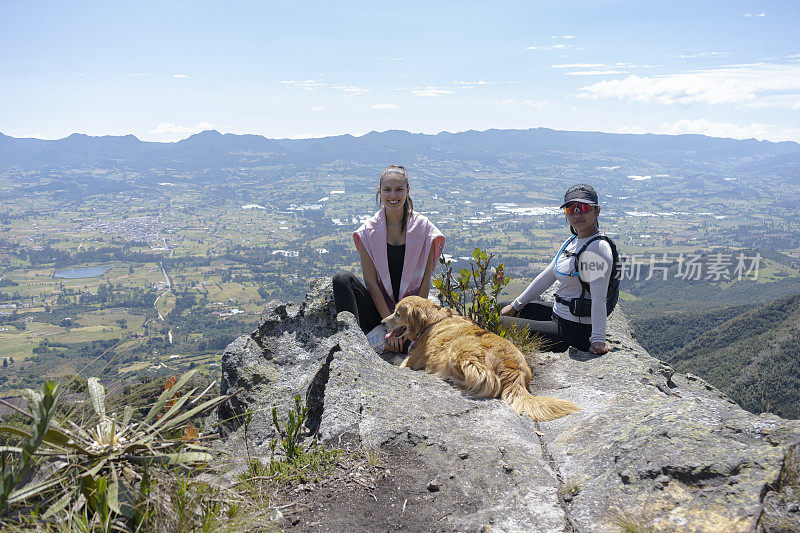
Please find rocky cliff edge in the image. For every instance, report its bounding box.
[217,278,800,532]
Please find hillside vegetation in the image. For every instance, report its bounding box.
[632,293,800,419]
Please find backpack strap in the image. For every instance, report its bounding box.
[574,234,619,294]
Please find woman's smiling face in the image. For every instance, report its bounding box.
[380,174,409,212]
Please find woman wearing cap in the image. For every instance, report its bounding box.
[499,184,614,355]
[333,165,445,352]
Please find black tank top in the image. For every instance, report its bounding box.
[387,243,405,303]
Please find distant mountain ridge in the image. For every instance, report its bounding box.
[1,128,799,171]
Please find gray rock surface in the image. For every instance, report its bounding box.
[217,277,339,450]
[219,279,800,532]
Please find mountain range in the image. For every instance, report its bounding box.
[2,128,799,173]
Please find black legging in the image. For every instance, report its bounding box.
[332,271,382,333]
[499,301,593,352]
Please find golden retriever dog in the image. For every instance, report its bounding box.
[382,296,580,422]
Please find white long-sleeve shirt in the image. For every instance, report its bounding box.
[511,232,613,344]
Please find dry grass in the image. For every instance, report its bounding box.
[609,510,655,533]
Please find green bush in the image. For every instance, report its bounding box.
[434,248,541,354]
[434,248,509,333]
[241,395,341,492]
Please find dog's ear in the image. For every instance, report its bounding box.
[407,305,427,335]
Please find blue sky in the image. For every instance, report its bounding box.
[2,1,799,142]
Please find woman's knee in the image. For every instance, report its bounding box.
[333,270,355,290]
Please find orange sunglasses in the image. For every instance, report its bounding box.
[564,202,595,215]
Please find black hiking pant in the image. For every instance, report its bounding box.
[332,271,383,333]
[499,301,593,352]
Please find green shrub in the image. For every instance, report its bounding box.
[241,395,341,493]
[434,248,541,352]
[434,248,509,332]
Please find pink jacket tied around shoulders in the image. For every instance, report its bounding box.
[353,209,445,311]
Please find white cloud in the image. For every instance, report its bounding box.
[149,121,215,135]
[527,44,571,51]
[372,104,397,109]
[567,70,630,76]
[618,119,800,142]
[281,79,326,90]
[453,80,492,86]
[332,85,370,94]
[491,99,547,110]
[550,34,575,39]
[172,74,189,79]
[745,95,800,110]
[743,12,766,17]
[553,63,654,76]
[613,63,659,69]
[411,87,455,96]
[280,81,368,94]
[15,133,47,139]
[551,63,606,69]
[578,59,800,108]
[671,50,731,59]
[310,106,325,112]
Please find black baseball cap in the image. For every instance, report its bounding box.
[559,184,599,208]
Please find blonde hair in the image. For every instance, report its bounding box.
[375,164,414,231]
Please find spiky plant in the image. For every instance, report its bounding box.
[0,369,237,527]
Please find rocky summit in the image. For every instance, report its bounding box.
[218,278,800,532]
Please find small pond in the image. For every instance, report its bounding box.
[53,266,111,279]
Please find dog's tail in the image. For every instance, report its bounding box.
[501,378,581,422]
